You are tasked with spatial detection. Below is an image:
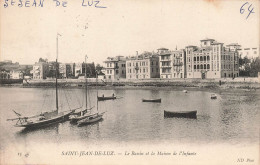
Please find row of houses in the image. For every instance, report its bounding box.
[32,61,96,79]
[102,38,258,80]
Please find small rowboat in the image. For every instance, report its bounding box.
[211,94,217,99]
[142,98,161,103]
[164,110,197,119]
[97,96,116,101]
[183,90,187,93]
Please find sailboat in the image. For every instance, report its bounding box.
[69,56,94,123]
[77,68,105,127]
[7,34,75,129]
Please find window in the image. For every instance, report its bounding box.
[151,62,153,65]
[207,64,210,69]
[194,65,196,69]
[122,70,124,74]
[207,56,210,61]
[143,69,145,73]
[200,56,203,61]
[130,69,131,73]
[107,70,109,74]
[107,63,109,67]
[110,70,112,74]
[204,56,206,61]
[204,64,206,69]
[194,57,196,61]
[197,57,199,61]
[152,68,154,72]
[156,68,158,72]
[200,64,203,70]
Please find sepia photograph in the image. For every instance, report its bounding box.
[0,0,259,164]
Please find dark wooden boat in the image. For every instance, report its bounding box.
[97,96,116,101]
[211,94,217,99]
[142,98,161,103]
[164,110,197,119]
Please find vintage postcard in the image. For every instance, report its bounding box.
[0,0,259,164]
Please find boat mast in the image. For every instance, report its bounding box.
[85,55,88,109]
[96,70,98,112]
[56,33,59,111]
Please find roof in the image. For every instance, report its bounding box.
[157,48,169,50]
[211,42,224,45]
[226,43,241,46]
[185,45,197,48]
[200,38,215,41]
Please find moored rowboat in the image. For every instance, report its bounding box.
[142,98,161,103]
[97,96,116,101]
[164,110,197,119]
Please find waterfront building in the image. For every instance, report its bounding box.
[186,38,239,79]
[104,56,126,80]
[158,48,186,79]
[238,47,259,59]
[10,70,23,79]
[75,62,95,78]
[59,63,75,78]
[126,52,160,79]
[226,43,241,51]
[0,71,10,79]
[32,62,49,79]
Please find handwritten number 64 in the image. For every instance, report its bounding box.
[240,2,255,19]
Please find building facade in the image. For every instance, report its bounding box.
[238,47,259,59]
[59,63,75,78]
[186,39,239,79]
[10,71,23,79]
[158,48,186,79]
[126,52,160,79]
[104,56,126,80]
[32,62,49,79]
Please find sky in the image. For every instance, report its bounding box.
[0,0,259,65]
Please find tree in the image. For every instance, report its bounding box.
[38,58,47,63]
[95,63,103,74]
[250,57,260,77]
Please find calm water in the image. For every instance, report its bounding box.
[0,87,259,149]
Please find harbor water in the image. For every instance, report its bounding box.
[0,87,259,162]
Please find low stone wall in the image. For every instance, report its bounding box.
[22,77,260,89]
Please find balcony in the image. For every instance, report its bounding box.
[160,58,171,62]
[173,62,183,66]
[161,65,172,68]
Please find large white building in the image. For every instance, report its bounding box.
[32,62,49,79]
[126,52,160,79]
[158,48,186,79]
[103,56,126,80]
[186,39,239,79]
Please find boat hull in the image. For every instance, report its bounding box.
[15,111,73,129]
[97,96,116,101]
[142,99,161,103]
[164,110,197,119]
[77,112,105,126]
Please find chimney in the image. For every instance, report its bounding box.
[136,51,138,56]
